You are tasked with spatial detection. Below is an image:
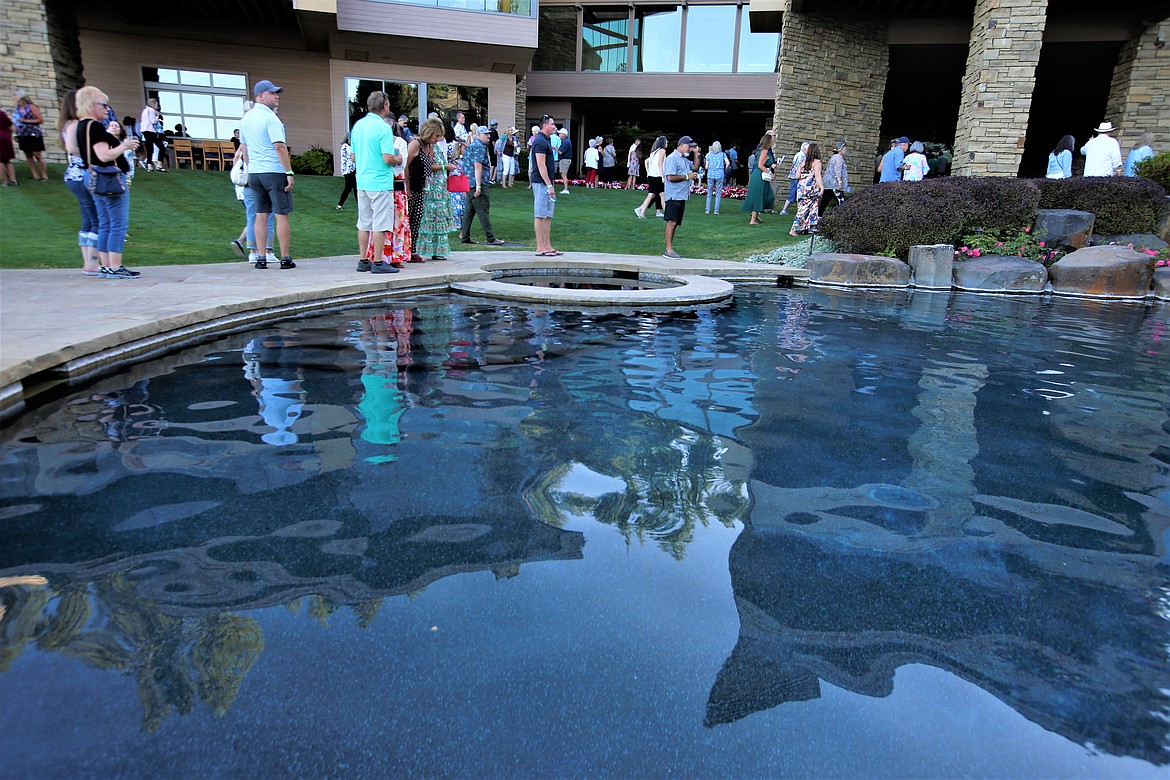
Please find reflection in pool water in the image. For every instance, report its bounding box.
[0,289,1167,776]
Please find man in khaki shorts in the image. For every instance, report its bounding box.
[351,91,402,273]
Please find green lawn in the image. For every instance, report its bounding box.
[0,165,799,268]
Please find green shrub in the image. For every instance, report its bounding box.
[820,178,1040,260]
[1036,176,1169,234]
[1135,151,1170,192]
[290,145,334,175]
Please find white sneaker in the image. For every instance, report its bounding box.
[655,210,665,217]
[265,252,278,263]
[634,207,645,219]
[248,251,259,264]
[561,189,570,195]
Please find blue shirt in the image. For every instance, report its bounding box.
[462,137,491,187]
[663,149,693,201]
[727,148,738,171]
[880,146,905,182]
[706,150,726,180]
[1125,145,1153,177]
[1046,149,1072,179]
[559,137,573,165]
[240,103,286,174]
[351,112,396,191]
[529,132,555,185]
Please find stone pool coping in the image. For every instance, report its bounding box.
[0,251,805,418]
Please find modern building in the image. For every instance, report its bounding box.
[2,0,1167,181]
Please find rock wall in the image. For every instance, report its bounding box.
[1105,17,1170,154]
[953,0,1048,177]
[772,0,888,191]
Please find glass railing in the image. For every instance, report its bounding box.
[367,0,533,17]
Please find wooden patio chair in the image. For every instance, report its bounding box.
[172,138,198,170]
[201,141,224,171]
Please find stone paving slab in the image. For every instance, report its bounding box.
[0,252,804,415]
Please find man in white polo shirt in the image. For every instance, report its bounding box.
[351,91,402,274]
[240,79,296,269]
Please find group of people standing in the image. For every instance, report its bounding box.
[738,134,850,236]
[1048,121,1156,179]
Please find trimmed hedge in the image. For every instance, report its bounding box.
[821,178,1040,259]
[821,176,1168,258]
[1037,176,1168,234]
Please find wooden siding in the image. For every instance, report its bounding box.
[337,0,538,48]
[525,72,777,101]
[79,29,333,153]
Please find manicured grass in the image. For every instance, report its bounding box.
[0,165,799,268]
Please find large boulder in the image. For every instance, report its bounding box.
[1154,267,1170,301]
[952,255,1047,293]
[807,254,910,288]
[1034,209,1095,250]
[909,244,954,289]
[1048,246,1156,298]
[1088,233,1168,252]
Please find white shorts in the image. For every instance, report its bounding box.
[357,190,395,232]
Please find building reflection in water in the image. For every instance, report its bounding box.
[0,290,1167,765]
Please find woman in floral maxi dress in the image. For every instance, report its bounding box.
[415,118,458,261]
[790,142,824,236]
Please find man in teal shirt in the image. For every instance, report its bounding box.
[350,91,402,273]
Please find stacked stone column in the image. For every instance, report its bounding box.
[953,0,1048,177]
[772,0,888,191]
[1106,17,1170,153]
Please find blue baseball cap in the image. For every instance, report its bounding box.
[254,80,283,96]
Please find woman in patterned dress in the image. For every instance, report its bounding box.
[790,142,823,236]
[415,118,458,261]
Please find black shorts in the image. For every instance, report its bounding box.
[249,172,295,215]
[664,199,686,225]
[647,175,664,195]
[17,135,45,153]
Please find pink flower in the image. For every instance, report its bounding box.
[960,246,968,252]
[1038,241,1045,247]
[996,242,1004,247]
[1024,227,1031,233]
[972,249,982,257]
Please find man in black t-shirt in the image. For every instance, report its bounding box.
[530,115,559,256]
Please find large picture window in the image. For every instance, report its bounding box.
[142,67,248,140]
[535,4,779,74]
[344,78,487,142]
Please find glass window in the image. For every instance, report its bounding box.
[142,67,249,140]
[426,83,488,140]
[367,0,532,15]
[533,7,578,71]
[684,5,735,73]
[583,7,630,73]
[179,70,212,87]
[737,10,780,73]
[213,73,247,90]
[633,6,681,73]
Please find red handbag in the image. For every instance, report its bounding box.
[447,170,469,193]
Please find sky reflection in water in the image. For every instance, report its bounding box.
[0,288,1167,777]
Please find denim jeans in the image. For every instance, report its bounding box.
[244,187,274,249]
[706,178,724,213]
[66,176,98,241]
[88,170,128,255]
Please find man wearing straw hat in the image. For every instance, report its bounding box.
[1081,121,1122,177]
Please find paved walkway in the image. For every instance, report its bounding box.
[0,251,804,417]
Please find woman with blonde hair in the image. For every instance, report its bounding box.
[1125,131,1155,177]
[58,89,100,274]
[415,117,459,261]
[75,85,141,278]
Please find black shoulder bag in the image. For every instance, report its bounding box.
[81,119,126,197]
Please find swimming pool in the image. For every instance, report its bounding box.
[0,288,1166,777]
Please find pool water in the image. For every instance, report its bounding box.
[0,288,1167,777]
